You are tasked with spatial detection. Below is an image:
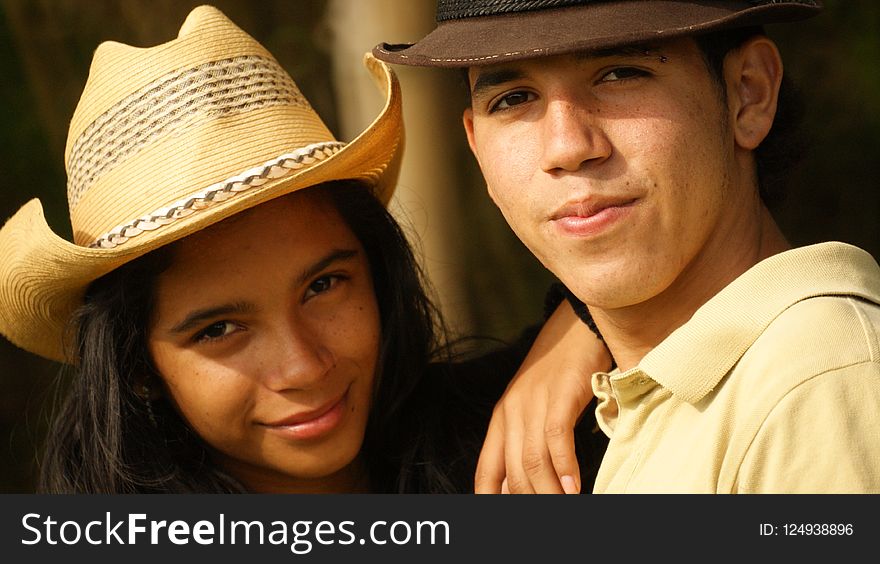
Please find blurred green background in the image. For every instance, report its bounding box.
[1,0,878,492]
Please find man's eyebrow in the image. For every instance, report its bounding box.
[167,248,359,335]
[470,44,663,98]
[470,68,527,99]
[575,44,662,61]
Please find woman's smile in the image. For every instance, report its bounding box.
[261,385,351,441]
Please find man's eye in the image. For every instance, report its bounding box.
[490,91,535,112]
[600,67,648,82]
[194,321,238,343]
[304,275,342,300]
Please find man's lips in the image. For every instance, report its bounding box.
[261,388,349,440]
[550,197,637,220]
[550,197,638,237]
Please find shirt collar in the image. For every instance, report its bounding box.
[636,242,880,404]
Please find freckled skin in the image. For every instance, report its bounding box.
[147,190,381,493]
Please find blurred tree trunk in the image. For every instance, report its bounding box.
[324,0,476,338]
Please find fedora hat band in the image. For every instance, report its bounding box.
[435,0,821,21]
[437,0,591,21]
[66,54,308,212]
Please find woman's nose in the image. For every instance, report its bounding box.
[260,324,335,392]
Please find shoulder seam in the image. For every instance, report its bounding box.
[847,296,880,362]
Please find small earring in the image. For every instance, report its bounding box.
[142,383,158,428]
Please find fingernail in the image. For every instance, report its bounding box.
[560,475,579,494]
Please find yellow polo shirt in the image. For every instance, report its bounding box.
[592,242,880,493]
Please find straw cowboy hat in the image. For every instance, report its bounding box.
[0,5,403,363]
[373,0,822,67]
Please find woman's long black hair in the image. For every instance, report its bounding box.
[38,181,455,493]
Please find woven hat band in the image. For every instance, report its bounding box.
[66,54,308,212]
[70,102,335,246]
[88,141,346,249]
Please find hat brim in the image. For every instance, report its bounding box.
[0,54,403,363]
[373,0,821,67]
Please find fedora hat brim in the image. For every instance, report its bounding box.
[0,54,403,363]
[374,0,821,67]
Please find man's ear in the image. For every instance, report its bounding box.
[462,107,479,159]
[726,35,783,151]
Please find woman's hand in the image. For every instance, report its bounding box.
[475,301,610,493]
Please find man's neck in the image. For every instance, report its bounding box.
[592,207,790,372]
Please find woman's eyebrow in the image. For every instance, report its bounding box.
[167,249,359,335]
[294,248,359,287]
[170,302,255,335]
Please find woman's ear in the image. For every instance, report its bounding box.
[134,373,163,401]
[725,35,784,150]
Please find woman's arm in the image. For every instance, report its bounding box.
[475,296,611,494]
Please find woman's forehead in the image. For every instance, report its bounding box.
[174,190,339,248]
[161,189,355,277]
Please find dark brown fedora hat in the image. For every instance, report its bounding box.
[373,0,822,68]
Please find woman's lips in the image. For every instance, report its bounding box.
[262,389,349,441]
[551,198,637,237]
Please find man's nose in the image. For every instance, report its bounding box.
[539,99,612,173]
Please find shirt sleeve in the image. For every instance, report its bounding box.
[736,361,880,493]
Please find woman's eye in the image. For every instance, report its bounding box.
[194,321,238,343]
[600,67,648,83]
[304,275,342,300]
[490,90,535,112]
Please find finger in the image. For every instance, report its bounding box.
[544,375,595,494]
[501,477,510,494]
[518,409,566,494]
[503,406,536,494]
[543,417,580,494]
[507,400,574,493]
[474,412,507,494]
[560,475,579,495]
[503,391,565,494]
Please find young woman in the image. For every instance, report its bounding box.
[0,6,608,494]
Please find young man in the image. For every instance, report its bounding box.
[375,0,880,493]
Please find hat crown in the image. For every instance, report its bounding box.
[63,5,330,246]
